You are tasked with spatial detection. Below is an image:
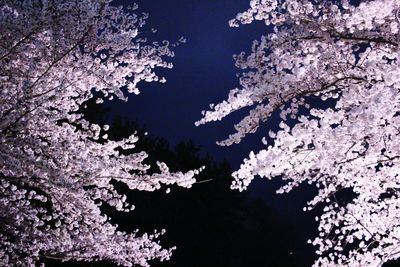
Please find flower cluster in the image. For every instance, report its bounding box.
[197,0,400,266]
[0,0,200,266]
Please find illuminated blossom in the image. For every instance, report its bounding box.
[0,1,201,266]
[198,0,400,266]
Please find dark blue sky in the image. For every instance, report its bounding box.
[112,0,268,167]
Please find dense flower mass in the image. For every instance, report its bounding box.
[197,0,400,266]
[0,0,202,266]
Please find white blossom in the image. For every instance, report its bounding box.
[0,1,201,266]
[198,0,400,266]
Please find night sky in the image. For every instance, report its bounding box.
[111,0,268,165]
[108,0,319,263]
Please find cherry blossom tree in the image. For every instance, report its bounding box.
[0,0,202,266]
[197,0,400,266]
